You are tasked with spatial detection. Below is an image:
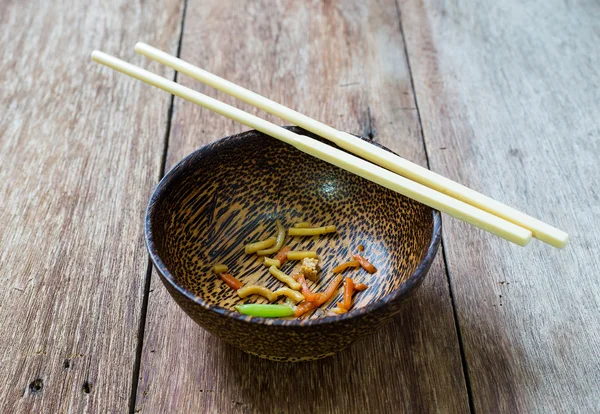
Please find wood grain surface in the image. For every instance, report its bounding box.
[0,0,183,412]
[2,0,597,412]
[401,0,600,412]
[134,0,469,412]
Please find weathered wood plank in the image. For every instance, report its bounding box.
[400,0,600,412]
[0,0,183,412]
[135,0,469,412]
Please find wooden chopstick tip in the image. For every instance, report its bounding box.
[90,50,108,64]
[546,231,569,249]
[516,230,533,247]
[134,42,149,53]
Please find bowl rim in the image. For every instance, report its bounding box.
[145,127,442,327]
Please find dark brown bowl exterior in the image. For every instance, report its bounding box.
[145,127,441,361]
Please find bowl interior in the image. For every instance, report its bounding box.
[149,128,436,319]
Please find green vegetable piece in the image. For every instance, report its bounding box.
[234,304,294,318]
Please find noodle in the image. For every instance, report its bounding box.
[237,285,277,302]
[212,264,229,273]
[288,225,337,236]
[236,285,305,303]
[286,251,318,261]
[273,288,305,304]
[268,266,301,290]
[245,237,276,254]
[263,257,281,268]
[257,220,286,255]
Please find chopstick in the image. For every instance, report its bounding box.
[91,50,533,246]
[133,43,568,249]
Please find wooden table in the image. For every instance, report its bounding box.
[1,0,598,412]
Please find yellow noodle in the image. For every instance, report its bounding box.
[288,225,337,236]
[212,264,228,273]
[245,237,276,254]
[257,221,286,256]
[263,257,281,268]
[268,265,301,290]
[286,251,318,261]
[293,221,311,228]
[236,284,305,305]
[237,285,276,302]
[273,288,305,304]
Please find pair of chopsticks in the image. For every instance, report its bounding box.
[91,43,568,248]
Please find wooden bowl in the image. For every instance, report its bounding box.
[145,127,441,361]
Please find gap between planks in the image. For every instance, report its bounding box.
[128,1,190,413]
[395,1,476,413]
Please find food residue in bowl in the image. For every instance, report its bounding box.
[212,221,377,319]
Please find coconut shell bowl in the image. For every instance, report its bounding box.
[145,126,442,362]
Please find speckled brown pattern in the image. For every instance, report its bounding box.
[146,127,441,360]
